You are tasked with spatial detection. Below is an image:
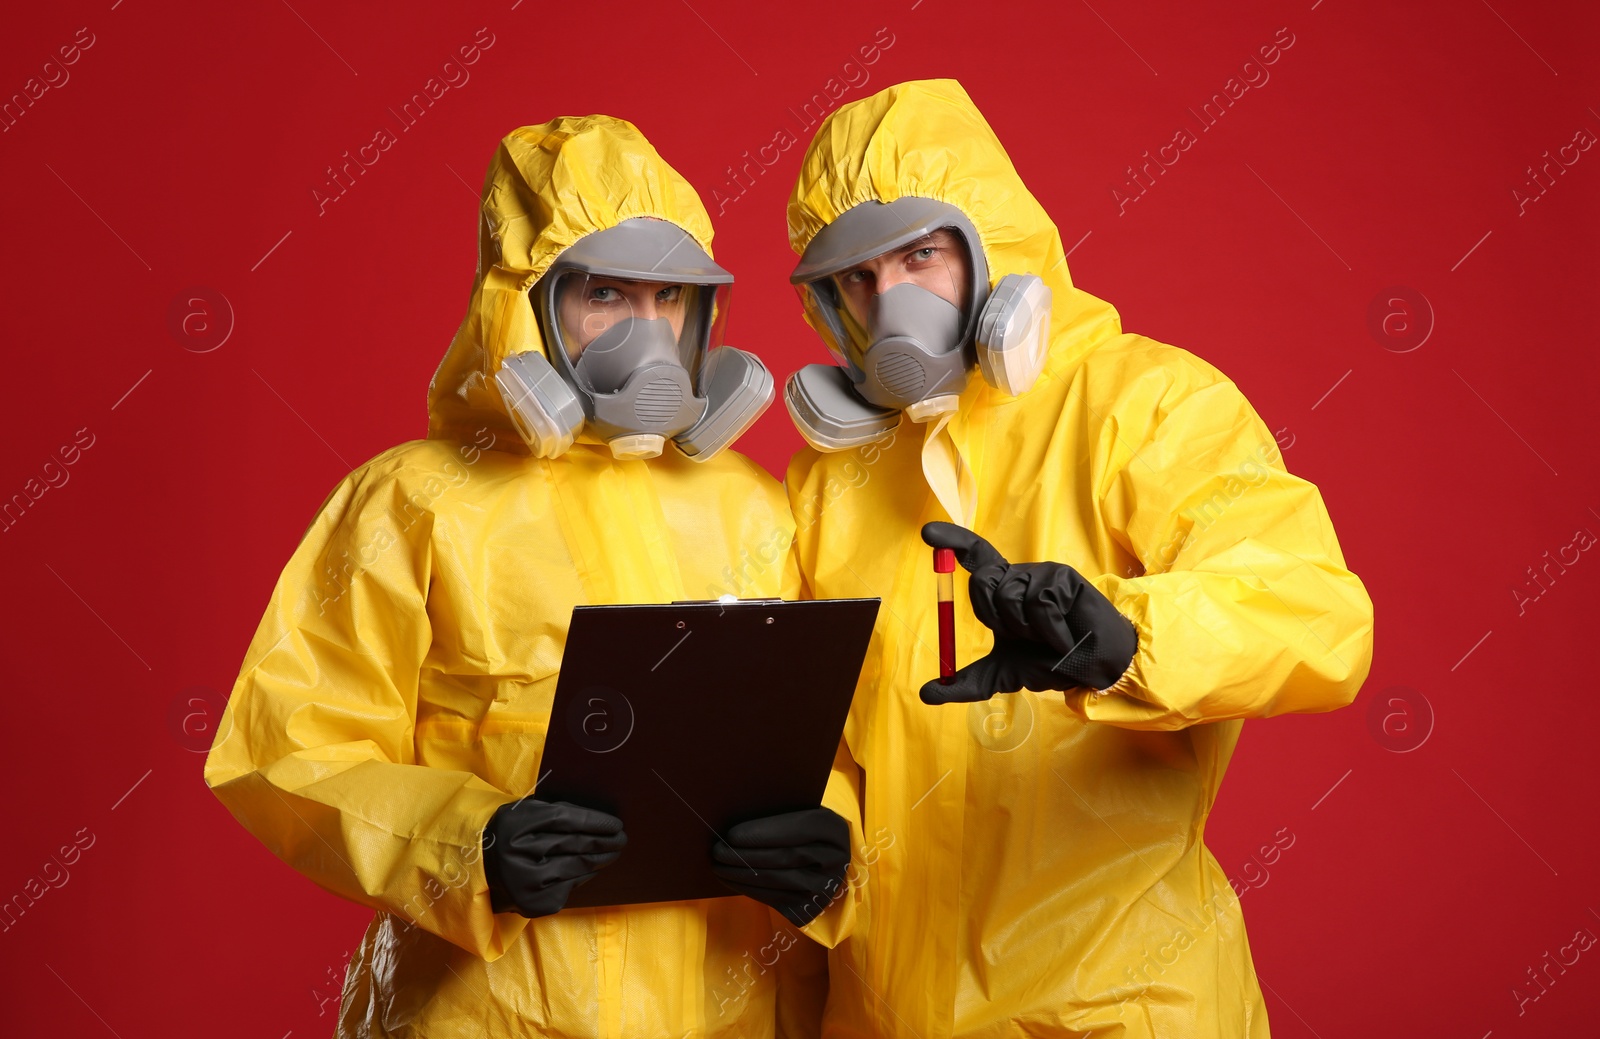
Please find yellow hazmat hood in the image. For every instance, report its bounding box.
[786,78,1120,378]
[427,116,719,447]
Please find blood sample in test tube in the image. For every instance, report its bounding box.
[935,546,956,683]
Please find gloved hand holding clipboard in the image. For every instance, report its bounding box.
[526,596,879,911]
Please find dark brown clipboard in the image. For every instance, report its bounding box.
[532,597,879,910]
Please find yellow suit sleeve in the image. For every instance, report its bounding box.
[1072,375,1375,730]
[204,465,528,959]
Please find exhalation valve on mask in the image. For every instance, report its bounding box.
[493,219,774,462]
[784,197,1053,453]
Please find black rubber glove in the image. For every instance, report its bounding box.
[919,521,1138,705]
[482,799,627,918]
[710,808,849,927]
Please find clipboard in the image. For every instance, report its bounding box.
[532,596,879,910]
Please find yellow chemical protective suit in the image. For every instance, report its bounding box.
[204,116,818,1038]
[786,81,1375,1038]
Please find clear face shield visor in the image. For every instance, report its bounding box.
[782,197,1054,453]
[498,218,774,463]
[548,272,730,391]
[540,219,732,394]
[537,271,730,456]
[789,198,991,414]
[797,241,969,373]
[491,218,762,462]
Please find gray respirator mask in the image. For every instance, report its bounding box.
[785,197,1053,453]
[493,219,774,462]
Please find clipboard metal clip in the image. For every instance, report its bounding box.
[669,595,785,605]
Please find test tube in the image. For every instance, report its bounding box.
[935,546,956,683]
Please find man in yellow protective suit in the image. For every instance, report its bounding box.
[781,80,1375,1037]
[204,115,848,1038]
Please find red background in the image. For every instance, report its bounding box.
[2,0,1597,1035]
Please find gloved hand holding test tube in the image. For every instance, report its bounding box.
[919,522,1138,704]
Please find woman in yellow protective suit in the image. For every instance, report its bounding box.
[204,116,845,1038]
[782,81,1375,1037]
